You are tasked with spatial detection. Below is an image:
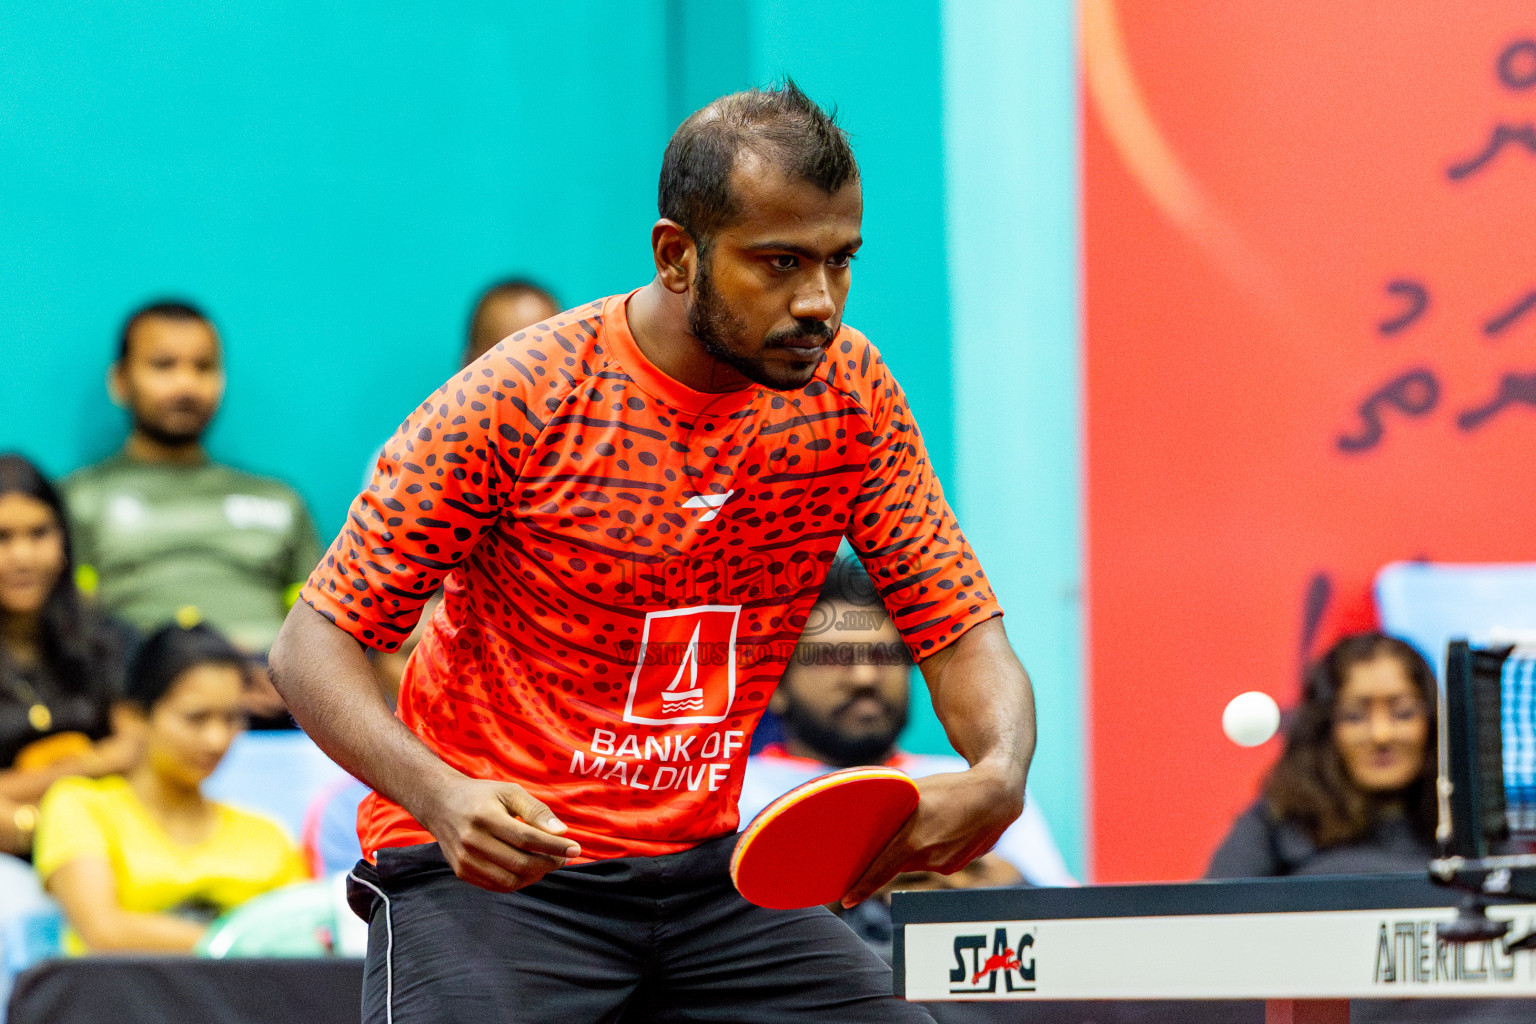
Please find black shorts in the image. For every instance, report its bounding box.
[346,836,934,1024]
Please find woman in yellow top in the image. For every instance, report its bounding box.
[34,622,307,952]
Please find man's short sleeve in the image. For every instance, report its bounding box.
[843,359,1001,660]
[33,777,111,882]
[300,360,535,651]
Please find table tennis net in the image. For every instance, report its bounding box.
[1443,641,1512,857]
[1502,651,1536,836]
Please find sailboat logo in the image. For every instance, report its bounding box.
[623,605,741,726]
[659,622,707,714]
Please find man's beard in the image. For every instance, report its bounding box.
[132,403,212,448]
[778,692,909,769]
[687,253,833,392]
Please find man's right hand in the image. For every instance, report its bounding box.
[269,604,583,894]
[416,777,582,892]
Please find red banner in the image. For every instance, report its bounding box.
[1084,0,1536,880]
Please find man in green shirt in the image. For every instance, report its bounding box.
[63,301,321,655]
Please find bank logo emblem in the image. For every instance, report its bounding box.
[623,605,740,725]
[949,927,1035,994]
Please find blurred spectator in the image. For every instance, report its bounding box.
[740,559,1075,889]
[462,277,560,367]
[0,454,140,862]
[0,455,141,983]
[33,623,306,953]
[300,592,439,876]
[1206,632,1436,878]
[738,559,1074,961]
[61,300,322,658]
[360,279,560,491]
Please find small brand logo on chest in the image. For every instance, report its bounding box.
[682,489,735,522]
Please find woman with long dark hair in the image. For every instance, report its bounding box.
[0,453,138,856]
[1207,632,1437,877]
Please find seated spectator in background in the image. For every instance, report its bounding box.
[360,279,560,491]
[1206,632,1436,878]
[63,301,321,726]
[301,592,440,876]
[0,454,141,973]
[34,622,307,953]
[462,277,560,367]
[62,300,321,657]
[0,454,139,862]
[739,559,1075,895]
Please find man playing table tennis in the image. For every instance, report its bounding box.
[269,80,1035,1023]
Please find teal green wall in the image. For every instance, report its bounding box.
[0,2,670,526]
[0,0,1083,875]
[691,0,991,844]
[941,0,1084,876]
[0,0,957,523]
[747,3,955,486]
[662,0,955,484]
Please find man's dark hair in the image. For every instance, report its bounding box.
[658,79,859,247]
[465,277,560,362]
[800,557,911,665]
[118,300,213,362]
[126,621,248,712]
[469,278,559,331]
[816,556,881,610]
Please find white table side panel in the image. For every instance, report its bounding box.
[903,905,1536,1001]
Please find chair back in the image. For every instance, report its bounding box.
[1375,561,1536,671]
[2,904,63,994]
[204,731,349,839]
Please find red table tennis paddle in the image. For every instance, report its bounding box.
[730,766,921,910]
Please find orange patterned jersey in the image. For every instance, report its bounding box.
[301,291,1001,862]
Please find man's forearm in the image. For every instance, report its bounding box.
[271,602,581,890]
[842,616,1038,902]
[268,602,461,822]
[918,617,1036,792]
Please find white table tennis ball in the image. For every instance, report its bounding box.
[1222,691,1281,747]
